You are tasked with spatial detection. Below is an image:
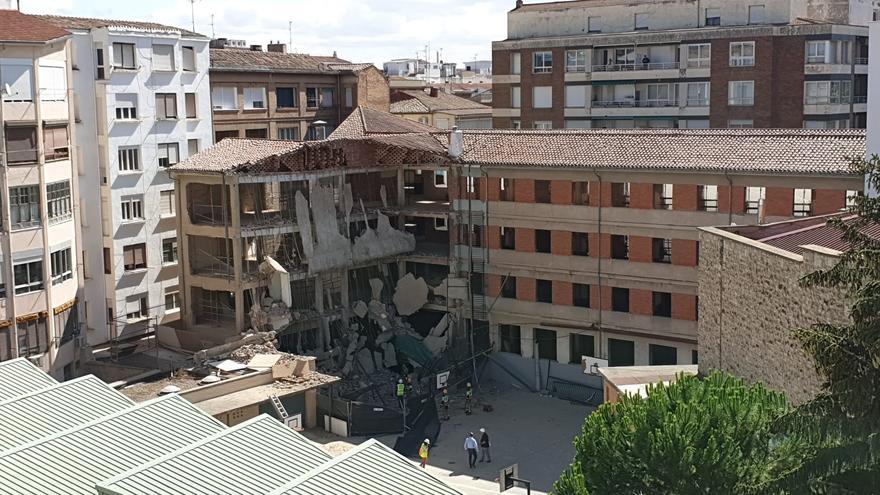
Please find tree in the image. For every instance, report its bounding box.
[554,371,789,495]
[763,156,880,494]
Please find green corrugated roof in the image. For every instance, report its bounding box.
[96,415,331,495]
[0,358,56,402]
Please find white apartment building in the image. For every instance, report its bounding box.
[38,16,213,347]
[0,9,83,378]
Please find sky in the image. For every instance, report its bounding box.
[20,0,513,66]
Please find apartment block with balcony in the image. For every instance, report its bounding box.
[449,128,864,367]
[493,0,870,130]
[0,10,83,378]
[38,15,214,348]
[210,43,390,142]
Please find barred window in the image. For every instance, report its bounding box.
[47,180,72,224]
[9,185,41,229]
[51,248,73,285]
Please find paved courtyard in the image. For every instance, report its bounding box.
[304,381,594,495]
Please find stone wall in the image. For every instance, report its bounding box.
[697,228,848,404]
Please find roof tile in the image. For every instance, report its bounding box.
[0,10,70,43]
[210,48,350,73]
[35,14,204,38]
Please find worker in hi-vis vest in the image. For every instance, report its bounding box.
[396,379,406,409]
[419,438,430,468]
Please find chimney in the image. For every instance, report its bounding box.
[267,42,287,53]
[250,44,263,52]
[429,87,439,97]
[448,127,463,159]
[515,0,524,7]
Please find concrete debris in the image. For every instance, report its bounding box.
[380,184,388,208]
[273,370,338,390]
[422,314,451,356]
[352,300,368,318]
[294,190,314,259]
[393,273,429,316]
[351,209,415,264]
[369,279,384,301]
[309,185,352,273]
[382,342,398,367]
[342,182,354,229]
[194,331,277,364]
[260,256,292,307]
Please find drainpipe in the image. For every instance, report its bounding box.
[725,173,734,225]
[593,170,604,359]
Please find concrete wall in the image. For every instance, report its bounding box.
[697,227,848,404]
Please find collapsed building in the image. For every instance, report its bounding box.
[168,108,478,403]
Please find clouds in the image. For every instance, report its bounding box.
[22,0,510,65]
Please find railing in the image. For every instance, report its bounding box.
[591,62,680,72]
[728,97,755,106]
[804,96,862,105]
[191,204,226,225]
[856,57,869,65]
[686,98,709,107]
[853,95,868,104]
[592,99,678,108]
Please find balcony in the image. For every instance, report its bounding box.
[592,99,678,108]
[591,62,680,72]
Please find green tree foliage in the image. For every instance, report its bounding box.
[553,371,789,495]
[763,156,880,494]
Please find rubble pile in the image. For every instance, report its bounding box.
[274,370,339,390]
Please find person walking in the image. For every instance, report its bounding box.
[465,382,473,415]
[418,438,430,468]
[440,387,450,420]
[479,427,491,463]
[396,379,406,410]
[464,432,479,469]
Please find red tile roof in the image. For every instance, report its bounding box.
[724,213,880,255]
[36,14,204,38]
[210,49,351,73]
[390,89,490,115]
[329,107,441,139]
[0,9,70,43]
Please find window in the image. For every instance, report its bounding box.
[38,64,66,101]
[570,333,595,364]
[118,147,140,171]
[533,86,552,108]
[0,328,11,361]
[165,291,180,311]
[729,42,755,67]
[587,16,601,33]
[611,182,630,207]
[1,61,33,101]
[846,190,862,209]
[572,181,590,205]
[126,296,148,321]
[511,86,521,108]
[646,83,673,106]
[306,87,319,108]
[634,13,649,30]
[160,190,176,216]
[794,188,813,217]
[9,185,40,229]
[318,88,334,108]
[182,46,196,71]
[805,81,852,104]
[13,260,43,294]
[434,217,448,231]
[686,82,709,106]
[511,52,521,75]
[654,183,673,209]
[155,93,177,119]
[649,344,678,365]
[535,180,551,203]
[245,128,267,139]
[533,51,552,73]
[652,238,672,263]
[115,93,138,119]
[535,229,551,253]
[652,291,672,317]
[611,235,629,260]
[608,338,635,366]
[120,196,144,222]
[50,248,72,285]
[565,85,587,108]
[5,126,38,163]
[534,121,553,130]
[499,324,521,354]
[158,143,179,167]
[500,178,514,201]
[345,86,353,107]
[611,288,630,312]
[47,180,72,224]
[243,87,266,109]
[566,50,587,72]
[572,232,589,256]
[501,276,517,298]
[692,349,699,364]
[728,80,755,106]
[113,43,136,69]
[565,120,590,129]
[745,186,764,214]
[573,283,590,308]
[501,227,516,250]
[536,279,552,303]
[535,328,557,360]
[434,170,447,188]
[748,5,765,24]
[152,44,175,71]
[95,46,107,80]
[277,87,296,108]
[188,138,199,157]
[806,40,827,64]
[162,237,178,264]
[705,8,720,26]
[43,125,69,160]
[686,44,711,68]
[123,243,147,271]
[728,119,754,128]
[212,86,237,110]
[698,185,719,211]
[184,92,197,118]
[16,318,48,357]
[278,127,299,140]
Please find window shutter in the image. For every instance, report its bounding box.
[153,45,174,70]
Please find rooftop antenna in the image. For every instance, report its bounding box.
[189,0,198,32]
[210,14,215,38]
[289,21,293,50]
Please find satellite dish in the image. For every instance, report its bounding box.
[200,374,221,384]
[159,385,181,395]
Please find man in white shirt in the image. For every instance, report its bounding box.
[464,432,479,468]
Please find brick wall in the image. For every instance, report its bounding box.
[357,66,391,112]
[551,230,572,255]
[718,185,746,214]
[629,288,653,315]
[672,239,698,266]
[514,178,535,203]
[515,227,535,252]
[591,285,612,311]
[589,233,610,259]
[486,177,501,201]
[813,189,845,215]
[765,187,794,217]
[629,183,654,209]
[487,226,501,249]
[517,277,536,302]
[518,47,567,129]
[550,180,571,204]
[628,235,653,263]
[673,184,698,211]
[591,181,612,207]
[553,280,573,306]
[487,274,502,297]
[672,293,697,321]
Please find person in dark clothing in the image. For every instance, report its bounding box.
[479,427,491,462]
[464,432,479,468]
